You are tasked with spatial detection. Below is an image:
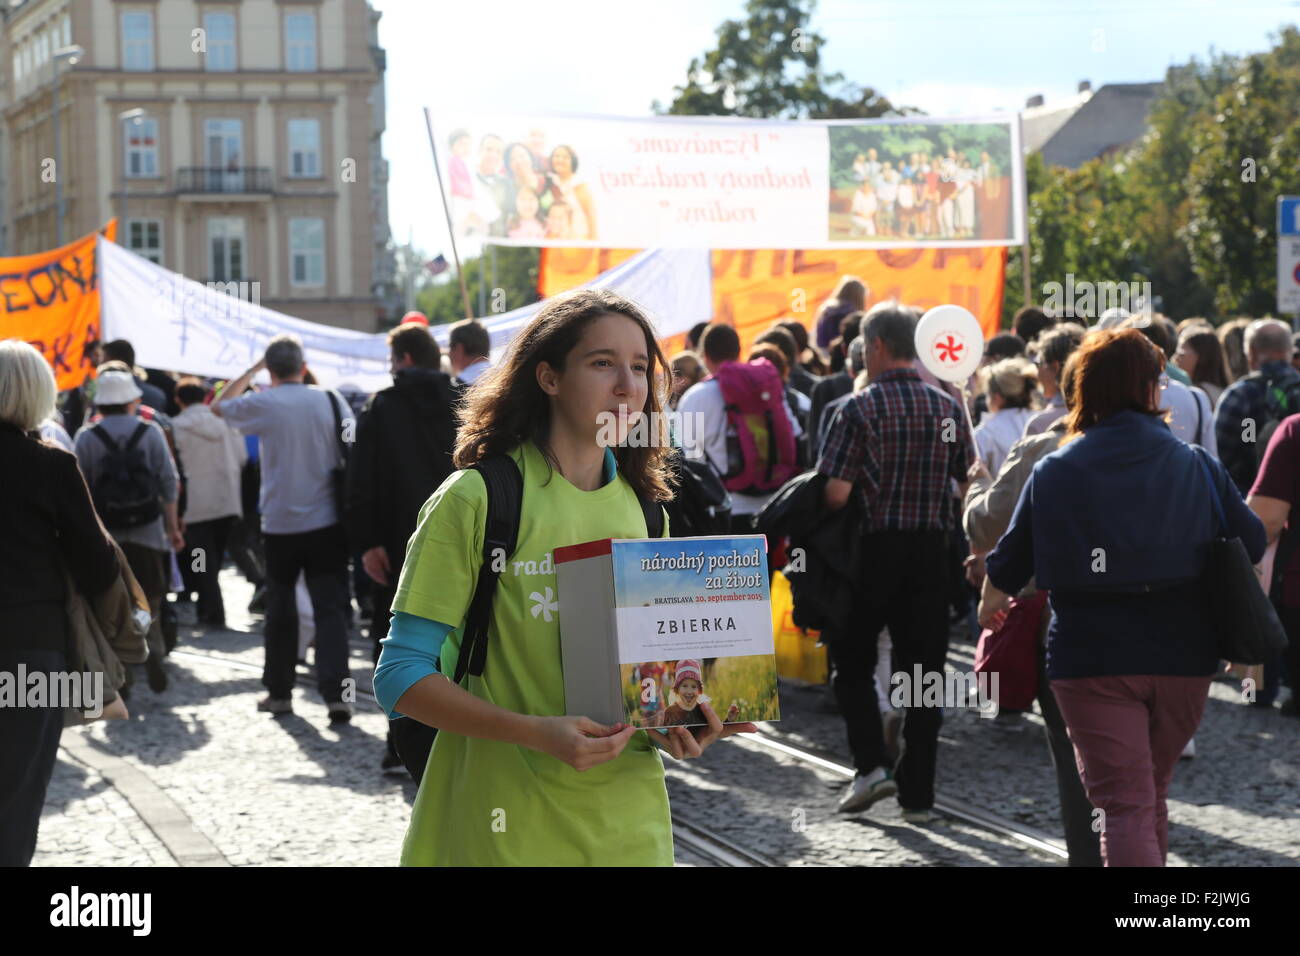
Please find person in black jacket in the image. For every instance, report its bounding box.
[347,323,460,773]
[809,311,863,441]
[0,341,120,866]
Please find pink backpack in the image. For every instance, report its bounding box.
[710,358,798,495]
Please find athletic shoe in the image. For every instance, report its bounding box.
[328,701,353,724]
[247,585,267,615]
[901,808,934,825]
[836,767,897,813]
[257,695,293,715]
[1180,737,1195,760]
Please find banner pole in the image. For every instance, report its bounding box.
[1017,111,1032,315]
[423,107,475,320]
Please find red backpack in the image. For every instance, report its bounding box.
[711,358,798,495]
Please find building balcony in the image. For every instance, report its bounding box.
[176,167,274,200]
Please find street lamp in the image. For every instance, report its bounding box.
[118,108,146,249]
[50,43,84,247]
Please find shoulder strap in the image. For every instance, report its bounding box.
[639,492,664,539]
[1193,447,1228,537]
[125,421,151,452]
[453,454,524,685]
[90,424,121,453]
[324,389,347,460]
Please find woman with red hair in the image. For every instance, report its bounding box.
[979,329,1265,867]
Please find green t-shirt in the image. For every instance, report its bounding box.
[392,440,673,866]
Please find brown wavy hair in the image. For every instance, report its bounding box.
[1060,328,1165,444]
[453,288,674,502]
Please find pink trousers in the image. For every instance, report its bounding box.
[1050,674,1211,867]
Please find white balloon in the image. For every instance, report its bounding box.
[915,305,985,383]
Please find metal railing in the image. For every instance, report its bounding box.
[176,167,273,194]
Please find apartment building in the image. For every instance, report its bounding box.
[0,0,398,330]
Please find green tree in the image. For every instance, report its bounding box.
[1186,27,1300,316]
[416,247,540,326]
[654,0,918,119]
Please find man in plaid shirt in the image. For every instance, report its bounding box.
[817,302,974,821]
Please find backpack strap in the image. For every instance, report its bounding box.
[90,423,122,453]
[639,492,664,539]
[124,421,151,452]
[453,454,524,685]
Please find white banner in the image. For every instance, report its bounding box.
[429,110,1023,250]
[98,239,712,391]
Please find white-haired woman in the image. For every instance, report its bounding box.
[0,340,119,865]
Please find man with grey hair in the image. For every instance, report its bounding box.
[212,335,357,723]
[817,301,975,822]
[1214,318,1300,493]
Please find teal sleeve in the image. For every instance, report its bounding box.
[373,611,454,720]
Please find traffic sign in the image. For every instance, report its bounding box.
[1278,196,1300,315]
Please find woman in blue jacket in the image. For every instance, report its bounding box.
[980,328,1265,867]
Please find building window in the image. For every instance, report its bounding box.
[289,218,325,286]
[204,12,236,72]
[127,219,162,265]
[61,13,70,49]
[287,119,321,177]
[208,218,246,282]
[125,117,159,178]
[121,11,154,71]
[284,12,316,71]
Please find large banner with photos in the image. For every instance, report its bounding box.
[429,111,1023,250]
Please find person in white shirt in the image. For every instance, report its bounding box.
[1127,320,1218,455]
[677,323,800,531]
[973,357,1038,476]
[448,318,492,387]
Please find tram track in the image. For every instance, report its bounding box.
[166,645,1069,865]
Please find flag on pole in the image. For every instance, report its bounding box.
[424,254,449,276]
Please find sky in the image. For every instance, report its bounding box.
[371,0,1300,257]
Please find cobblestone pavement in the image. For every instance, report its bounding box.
[32,571,1300,867]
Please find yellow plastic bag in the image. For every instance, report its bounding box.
[771,570,827,685]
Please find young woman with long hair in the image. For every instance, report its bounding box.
[373,289,755,866]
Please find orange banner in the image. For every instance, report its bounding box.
[0,221,116,390]
[540,246,1006,355]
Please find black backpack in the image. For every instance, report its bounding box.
[89,422,162,530]
[1249,371,1300,471]
[663,447,732,537]
[389,453,664,783]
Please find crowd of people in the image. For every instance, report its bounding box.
[846,147,1000,239]
[1,278,1296,867]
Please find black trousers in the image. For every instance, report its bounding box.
[1033,615,1103,867]
[184,516,235,624]
[825,530,950,810]
[0,625,66,866]
[262,524,351,703]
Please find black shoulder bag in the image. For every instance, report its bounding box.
[325,389,351,525]
[1194,449,1289,665]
